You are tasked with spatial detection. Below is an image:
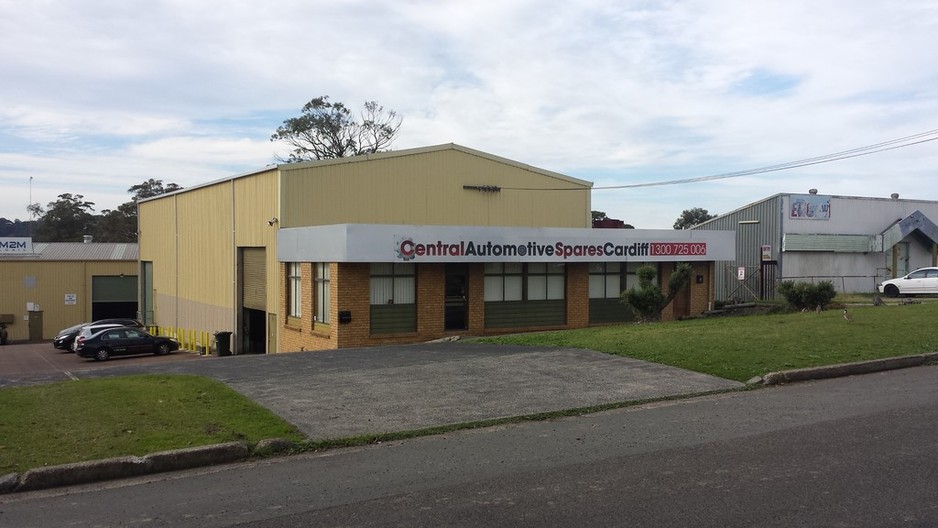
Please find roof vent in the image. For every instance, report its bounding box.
[891,193,900,200]
[808,188,818,195]
[83,234,93,244]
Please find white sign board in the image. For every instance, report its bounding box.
[279,224,737,264]
[737,267,746,281]
[0,237,32,254]
[64,294,77,305]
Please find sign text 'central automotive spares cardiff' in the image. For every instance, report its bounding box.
[396,238,708,261]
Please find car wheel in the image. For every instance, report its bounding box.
[94,348,111,361]
[884,284,900,298]
[157,343,171,355]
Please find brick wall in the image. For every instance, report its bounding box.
[279,262,340,352]
[334,263,370,348]
[416,264,445,338]
[660,261,712,322]
[565,263,589,328]
[277,259,720,351]
[690,261,712,315]
[467,264,485,333]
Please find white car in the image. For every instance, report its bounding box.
[878,267,938,297]
[71,323,125,352]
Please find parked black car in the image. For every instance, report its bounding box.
[53,318,144,351]
[75,327,179,361]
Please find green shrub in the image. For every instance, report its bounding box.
[621,263,692,322]
[777,280,837,310]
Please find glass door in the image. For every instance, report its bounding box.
[444,264,468,330]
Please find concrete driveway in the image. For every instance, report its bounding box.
[1,342,741,441]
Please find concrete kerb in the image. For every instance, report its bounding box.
[1,439,294,494]
[750,352,938,386]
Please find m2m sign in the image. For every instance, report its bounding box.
[0,237,33,254]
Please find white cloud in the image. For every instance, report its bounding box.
[1,0,936,228]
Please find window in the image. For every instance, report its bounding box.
[484,263,564,301]
[370,263,417,334]
[589,263,621,298]
[370,263,416,305]
[589,262,643,298]
[287,262,302,318]
[483,263,523,301]
[315,263,330,323]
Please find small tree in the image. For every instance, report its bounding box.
[673,207,717,230]
[271,96,402,162]
[621,263,693,322]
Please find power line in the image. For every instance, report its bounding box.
[497,129,938,191]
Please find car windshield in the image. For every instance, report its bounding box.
[59,323,88,334]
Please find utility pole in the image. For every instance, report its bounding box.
[28,176,33,238]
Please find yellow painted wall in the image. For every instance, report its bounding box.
[280,146,591,228]
[0,260,136,341]
[139,196,178,324]
[234,170,281,326]
[138,169,279,350]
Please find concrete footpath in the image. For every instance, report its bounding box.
[3,342,935,493]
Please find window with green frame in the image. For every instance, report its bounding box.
[484,262,565,301]
[589,262,643,298]
[314,263,330,324]
[370,263,416,333]
[287,262,302,317]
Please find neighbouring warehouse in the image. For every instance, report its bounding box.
[139,144,734,354]
[693,190,938,300]
[0,238,138,342]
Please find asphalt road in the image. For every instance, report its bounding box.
[3,365,937,527]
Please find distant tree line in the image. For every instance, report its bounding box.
[1,179,181,242]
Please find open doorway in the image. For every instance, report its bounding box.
[239,247,267,354]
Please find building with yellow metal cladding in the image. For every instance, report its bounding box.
[138,144,733,354]
[0,239,138,343]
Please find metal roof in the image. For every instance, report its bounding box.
[0,242,138,261]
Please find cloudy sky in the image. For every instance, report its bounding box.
[2,0,937,229]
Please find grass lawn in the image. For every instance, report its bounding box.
[478,301,938,383]
[0,374,306,475]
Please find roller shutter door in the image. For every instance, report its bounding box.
[242,248,266,311]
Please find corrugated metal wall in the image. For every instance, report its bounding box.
[137,169,279,342]
[694,195,782,301]
[0,260,137,341]
[234,171,280,316]
[279,148,591,229]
